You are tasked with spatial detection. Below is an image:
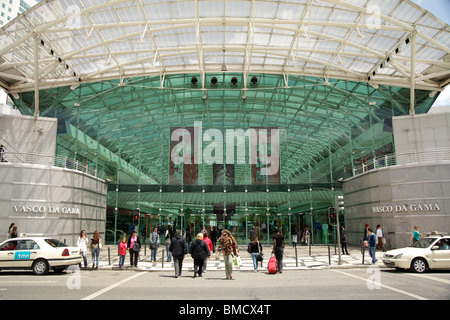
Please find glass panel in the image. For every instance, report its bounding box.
[13,74,438,244]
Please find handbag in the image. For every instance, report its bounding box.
[150,242,157,250]
[234,256,241,267]
[132,242,140,252]
[256,253,264,262]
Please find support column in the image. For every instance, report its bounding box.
[410,31,417,115]
[33,36,39,119]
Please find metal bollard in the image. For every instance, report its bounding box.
[295,243,298,267]
[328,245,331,265]
[361,240,365,264]
[108,247,111,265]
[162,249,165,268]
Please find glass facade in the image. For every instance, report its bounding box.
[12,73,437,244]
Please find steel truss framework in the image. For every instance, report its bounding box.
[0,0,449,216]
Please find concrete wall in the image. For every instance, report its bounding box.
[0,112,57,157]
[0,162,107,246]
[343,110,450,249]
[393,108,450,163]
[343,162,450,249]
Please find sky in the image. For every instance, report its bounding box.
[411,0,450,108]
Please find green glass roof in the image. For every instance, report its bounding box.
[13,73,436,183]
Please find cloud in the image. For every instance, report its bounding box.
[432,86,450,107]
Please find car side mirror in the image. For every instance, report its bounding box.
[431,245,440,250]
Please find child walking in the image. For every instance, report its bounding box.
[119,236,127,269]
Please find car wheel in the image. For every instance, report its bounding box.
[411,258,428,273]
[32,259,49,275]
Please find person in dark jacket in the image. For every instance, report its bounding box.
[127,230,141,268]
[169,230,188,278]
[340,225,349,255]
[189,233,211,278]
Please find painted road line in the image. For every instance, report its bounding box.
[82,272,145,300]
[332,269,429,300]
[410,273,450,285]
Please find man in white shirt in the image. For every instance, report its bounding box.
[376,225,386,252]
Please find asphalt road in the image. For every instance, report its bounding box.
[1,267,449,303]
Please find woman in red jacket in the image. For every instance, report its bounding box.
[118,236,127,269]
[202,232,213,272]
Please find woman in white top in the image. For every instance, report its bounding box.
[77,230,89,268]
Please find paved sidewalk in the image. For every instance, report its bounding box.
[88,243,384,272]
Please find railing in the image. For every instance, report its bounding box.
[0,151,97,177]
[352,147,450,177]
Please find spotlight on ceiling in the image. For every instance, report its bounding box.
[211,77,218,86]
[231,77,238,86]
[191,76,198,86]
[250,76,258,86]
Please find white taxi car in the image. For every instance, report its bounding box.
[0,236,82,275]
[383,235,450,273]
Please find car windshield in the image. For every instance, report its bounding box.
[45,239,68,248]
[410,238,436,248]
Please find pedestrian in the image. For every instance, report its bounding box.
[367,228,378,265]
[410,226,422,244]
[77,230,89,268]
[272,228,285,273]
[202,232,213,272]
[118,236,127,269]
[216,229,239,280]
[89,230,102,269]
[169,229,188,278]
[210,226,218,253]
[7,223,15,238]
[376,225,386,252]
[0,144,5,162]
[340,225,349,255]
[248,235,263,272]
[291,223,298,247]
[303,226,311,245]
[164,225,172,262]
[364,223,370,241]
[150,226,160,262]
[184,225,192,252]
[127,230,141,268]
[248,226,257,242]
[9,225,18,238]
[190,233,211,278]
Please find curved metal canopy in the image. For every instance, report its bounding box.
[0,0,449,94]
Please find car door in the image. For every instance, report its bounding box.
[0,240,19,268]
[15,240,42,268]
[429,238,450,269]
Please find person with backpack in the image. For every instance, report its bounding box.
[169,230,188,278]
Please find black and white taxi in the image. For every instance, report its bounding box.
[0,236,82,275]
[383,234,450,273]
